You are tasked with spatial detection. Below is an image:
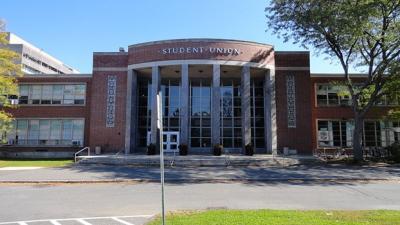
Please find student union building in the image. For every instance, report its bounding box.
[3,39,399,157]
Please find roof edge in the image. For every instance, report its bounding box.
[128,38,274,48]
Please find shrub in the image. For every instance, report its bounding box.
[386,143,400,163]
[245,144,254,156]
[178,144,188,156]
[213,144,223,156]
[147,143,156,155]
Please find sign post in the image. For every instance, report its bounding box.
[158,92,166,225]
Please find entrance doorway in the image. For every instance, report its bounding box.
[147,131,180,152]
[163,132,179,152]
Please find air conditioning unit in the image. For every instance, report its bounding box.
[10,99,19,105]
[72,140,81,146]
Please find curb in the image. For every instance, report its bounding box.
[0,178,399,184]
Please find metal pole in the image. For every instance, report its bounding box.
[158,91,166,225]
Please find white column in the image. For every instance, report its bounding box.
[150,66,162,151]
[241,66,251,150]
[211,64,221,146]
[124,69,133,154]
[180,64,189,145]
[264,69,277,154]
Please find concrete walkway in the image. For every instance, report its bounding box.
[0,163,399,183]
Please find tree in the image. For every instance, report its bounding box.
[266,0,400,161]
[0,19,22,143]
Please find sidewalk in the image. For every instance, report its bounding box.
[0,163,399,183]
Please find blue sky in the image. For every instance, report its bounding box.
[2,0,345,73]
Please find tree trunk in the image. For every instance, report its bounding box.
[352,115,364,162]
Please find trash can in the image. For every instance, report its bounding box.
[95,146,101,155]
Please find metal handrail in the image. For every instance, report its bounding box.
[74,147,90,163]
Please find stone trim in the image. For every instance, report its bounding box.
[128,60,274,70]
[93,67,128,72]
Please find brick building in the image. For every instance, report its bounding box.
[1,39,398,157]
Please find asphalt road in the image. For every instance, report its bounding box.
[0,181,399,224]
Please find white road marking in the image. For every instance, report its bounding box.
[0,215,153,225]
[112,217,135,225]
[0,167,43,171]
[50,220,62,225]
[76,219,92,225]
[77,219,93,225]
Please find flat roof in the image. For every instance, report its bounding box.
[128,38,274,48]
[311,73,367,77]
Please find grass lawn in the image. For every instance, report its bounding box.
[146,210,400,225]
[0,159,73,167]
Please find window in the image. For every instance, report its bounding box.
[190,79,211,148]
[317,119,400,148]
[317,120,353,148]
[137,78,151,147]
[18,84,86,105]
[251,78,265,148]
[19,85,29,104]
[5,119,84,146]
[220,78,242,148]
[316,84,350,107]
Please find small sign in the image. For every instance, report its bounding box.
[161,47,241,56]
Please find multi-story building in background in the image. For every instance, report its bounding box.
[3,32,79,74]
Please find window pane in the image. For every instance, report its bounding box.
[191,128,200,137]
[62,120,73,140]
[28,120,39,141]
[39,120,50,140]
[191,138,200,147]
[74,85,86,103]
[72,120,84,140]
[63,85,74,104]
[50,120,62,140]
[30,85,41,103]
[17,120,28,140]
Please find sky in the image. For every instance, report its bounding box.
[2,0,346,74]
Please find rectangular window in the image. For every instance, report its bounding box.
[19,85,29,104]
[41,85,52,104]
[316,119,399,148]
[18,84,86,105]
[316,84,350,107]
[317,120,351,148]
[30,85,42,104]
[7,119,84,146]
[28,120,39,145]
[52,85,63,104]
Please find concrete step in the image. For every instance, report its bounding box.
[76,154,318,167]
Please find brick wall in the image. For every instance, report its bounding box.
[310,76,395,150]
[275,52,313,154]
[3,76,92,151]
[89,53,128,153]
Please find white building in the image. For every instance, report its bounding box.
[3,32,79,74]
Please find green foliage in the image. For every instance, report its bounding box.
[266,0,400,108]
[0,159,73,167]
[147,210,400,225]
[0,21,22,143]
[266,0,400,160]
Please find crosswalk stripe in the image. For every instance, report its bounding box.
[50,220,62,225]
[0,215,153,225]
[77,219,93,225]
[112,217,135,225]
